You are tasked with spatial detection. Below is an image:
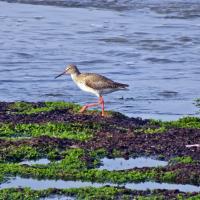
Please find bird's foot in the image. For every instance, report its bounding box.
[79,106,87,113]
[101,111,108,117]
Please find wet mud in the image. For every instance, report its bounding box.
[0,102,200,199]
[0,102,147,127]
[81,127,200,160]
[1,102,199,160]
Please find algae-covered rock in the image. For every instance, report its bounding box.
[0,102,200,199]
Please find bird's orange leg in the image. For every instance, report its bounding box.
[79,102,99,113]
[79,96,105,117]
[99,96,105,117]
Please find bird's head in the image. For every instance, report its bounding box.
[55,64,80,79]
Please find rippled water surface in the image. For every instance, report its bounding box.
[0,0,200,120]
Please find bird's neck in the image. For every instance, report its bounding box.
[71,72,80,82]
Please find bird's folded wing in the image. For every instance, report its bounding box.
[85,76,116,90]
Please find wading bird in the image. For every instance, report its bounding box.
[55,64,129,116]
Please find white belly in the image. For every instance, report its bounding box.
[77,82,100,96]
[71,74,100,97]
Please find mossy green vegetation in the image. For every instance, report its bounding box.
[170,156,195,165]
[187,194,200,200]
[0,174,4,183]
[136,196,164,200]
[0,187,124,200]
[0,148,191,186]
[0,187,198,200]
[0,122,100,141]
[9,101,81,114]
[0,145,40,163]
[132,116,200,135]
[8,101,123,117]
[143,127,166,134]
[135,127,167,134]
[0,187,171,200]
[1,101,200,199]
[150,116,200,129]
[159,171,176,182]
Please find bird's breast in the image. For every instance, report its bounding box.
[77,82,100,97]
[70,75,100,97]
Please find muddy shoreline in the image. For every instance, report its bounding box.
[0,102,200,199]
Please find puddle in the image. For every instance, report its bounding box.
[1,177,200,193]
[99,157,168,171]
[20,158,50,165]
[0,177,116,190]
[40,195,75,200]
[125,182,200,193]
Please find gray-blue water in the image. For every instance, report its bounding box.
[99,157,168,170]
[20,158,50,165]
[1,176,200,193]
[0,0,200,120]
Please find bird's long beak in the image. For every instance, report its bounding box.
[55,71,65,79]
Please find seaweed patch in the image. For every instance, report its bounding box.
[0,102,200,199]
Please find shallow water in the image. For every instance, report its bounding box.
[0,1,200,120]
[99,157,168,170]
[20,158,50,165]
[40,195,75,200]
[1,177,200,193]
[0,177,117,190]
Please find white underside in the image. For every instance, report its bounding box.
[71,74,99,97]
[77,82,100,97]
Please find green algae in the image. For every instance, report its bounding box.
[0,174,4,184]
[187,194,200,200]
[0,148,184,186]
[170,156,195,165]
[8,101,125,118]
[0,122,100,141]
[159,171,176,182]
[150,117,200,129]
[0,187,123,200]
[9,101,81,114]
[71,186,123,200]
[0,148,199,199]
[143,127,166,134]
[0,187,164,200]
[136,196,164,200]
[133,116,200,135]
[135,127,167,134]
[0,145,40,163]
[0,188,42,200]
[0,187,197,200]
[2,101,200,199]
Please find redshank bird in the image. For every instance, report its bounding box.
[55,64,129,116]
